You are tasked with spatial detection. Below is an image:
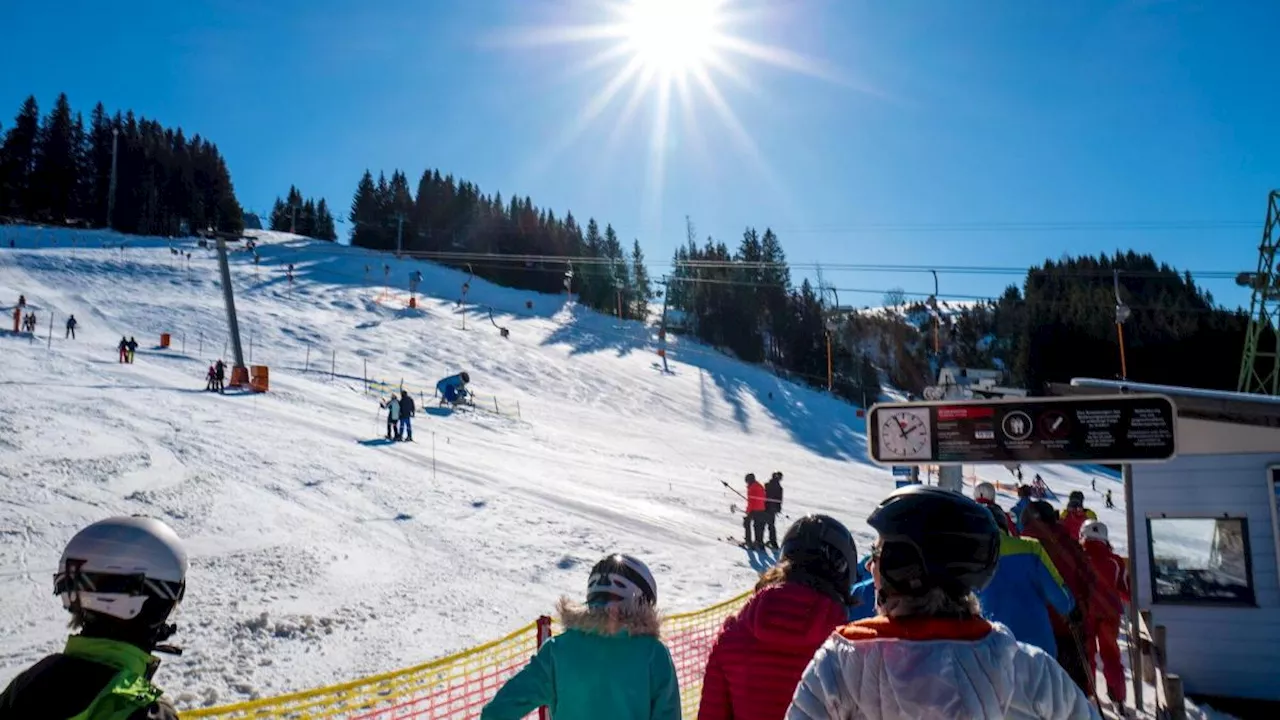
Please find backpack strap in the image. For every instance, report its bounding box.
[66,668,164,720]
[63,637,165,720]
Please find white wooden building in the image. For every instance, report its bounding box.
[1051,378,1280,709]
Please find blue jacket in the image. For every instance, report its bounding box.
[481,599,680,720]
[978,534,1074,656]
[846,579,877,622]
[1010,497,1032,532]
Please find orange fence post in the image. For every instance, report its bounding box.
[537,616,553,720]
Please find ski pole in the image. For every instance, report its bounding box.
[719,479,748,501]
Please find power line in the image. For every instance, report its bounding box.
[387,249,1248,281]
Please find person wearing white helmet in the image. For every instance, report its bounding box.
[481,553,680,720]
[973,481,1018,536]
[0,516,187,719]
[1079,520,1130,708]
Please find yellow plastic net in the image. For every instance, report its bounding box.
[185,590,751,720]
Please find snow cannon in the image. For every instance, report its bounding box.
[436,372,471,406]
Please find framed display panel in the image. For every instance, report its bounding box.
[1146,514,1257,607]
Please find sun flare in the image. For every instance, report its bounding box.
[491,0,848,229]
[620,0,724,76]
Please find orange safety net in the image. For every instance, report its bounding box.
[186,590,752,720]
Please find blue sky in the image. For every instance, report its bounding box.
[2,0,1276,309]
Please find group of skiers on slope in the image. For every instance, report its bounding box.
[12,295,77,338]
[741,472,784,549]
[379,390,417,442]
[480,484,1113,720]
[117,336,139,363]
[376,372,472,442]
[5,484,1125,720]
[204,359,228,393]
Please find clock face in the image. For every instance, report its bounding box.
[878,408,932,460]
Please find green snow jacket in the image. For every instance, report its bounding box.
[0,635,177,720]
[480,599,681,720]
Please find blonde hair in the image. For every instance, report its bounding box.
[877,586,982,619]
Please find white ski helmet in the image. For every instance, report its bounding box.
[1080,520,1109,544]
[55,516,187,627]
[586,554,657,606]
[975,481,997,504]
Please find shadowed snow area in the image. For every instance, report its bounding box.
[0,226,1127,707]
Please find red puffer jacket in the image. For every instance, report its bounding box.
[697,582,846,720]
[1082,539,1130,622]
[745,482,766,513]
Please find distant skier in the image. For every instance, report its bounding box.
[1010,484,1034,533]
[1105,488,1114,509]
[205,364,217,391]
[762,471,784,549]
[381,394,402,441]
[436,372,471,407]
[17,294,25,308]
[214,359,226,393]
[399,390,415,442]
[127,336,138,363]
[64,315,77,339]
[118,336,130,363]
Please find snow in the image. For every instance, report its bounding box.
[0,225,1221,717]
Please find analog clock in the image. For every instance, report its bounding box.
[877,407,932,460]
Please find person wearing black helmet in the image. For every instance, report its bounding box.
[481,553,679,720]
[0,516,186,719]
[787,486,1097,720]
[698,515,856,720]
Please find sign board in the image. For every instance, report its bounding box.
[866,394,1177,466]
[891,466,913,477]
[894,479,918,489]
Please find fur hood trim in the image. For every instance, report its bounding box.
[556,597,662,637]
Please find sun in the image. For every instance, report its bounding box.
[620,0,723,77]
[488,0,852,233]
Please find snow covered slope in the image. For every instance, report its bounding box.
[0,225,1129,708]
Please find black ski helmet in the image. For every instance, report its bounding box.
[460,371,470,384]
[744,473,756,483]
[866,485,1000,597]
[586,553,657,606]
[1067,490,1085,508]
[780,514,858,591]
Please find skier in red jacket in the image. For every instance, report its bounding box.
[698,514,857,720]
[742,474,767,549]
[1081,520,1130,707]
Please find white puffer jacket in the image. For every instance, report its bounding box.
[787,618,1099,720]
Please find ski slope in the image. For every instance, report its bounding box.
[0,225,1134,708]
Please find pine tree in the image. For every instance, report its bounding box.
[85,103,113,227]
[315,198,336,240]
[630,239,651,320]
[349,170,379,247]
[0,96,40,217]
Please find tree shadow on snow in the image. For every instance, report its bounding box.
[697,361,873,465]
[539,304,646,358]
